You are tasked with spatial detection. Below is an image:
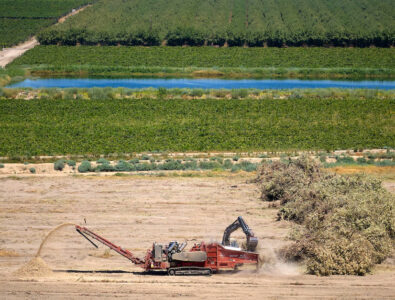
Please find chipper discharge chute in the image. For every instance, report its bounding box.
[75,216,259,276]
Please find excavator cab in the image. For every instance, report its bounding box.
[230,239,239,248]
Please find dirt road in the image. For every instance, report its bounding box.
[0,175,394,299]
[0,38,39,68]
[0,5,90,68]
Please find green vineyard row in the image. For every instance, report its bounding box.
[39,0,395,47]
[0,98,393,156]
[13,46,395,68]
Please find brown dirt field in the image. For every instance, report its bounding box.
[0,175,394,299]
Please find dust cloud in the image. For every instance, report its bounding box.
[258,243,300,276]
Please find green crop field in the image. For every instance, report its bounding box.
[0,19,54,48]
[13,46,395,69]
[0,0,91,18]
[0,98,393,156]
[11,46,395,79]
[38,0,395,47]
[0,0,92,47]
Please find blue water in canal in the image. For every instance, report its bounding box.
[7,78,395,90]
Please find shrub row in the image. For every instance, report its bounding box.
[53,159,76,171]
[321,152,395,168]
[56,158,258,173]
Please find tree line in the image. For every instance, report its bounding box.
[38,27,394,47]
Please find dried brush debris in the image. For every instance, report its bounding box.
[256,156,395,275]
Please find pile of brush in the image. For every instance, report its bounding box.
[255,156,394,276]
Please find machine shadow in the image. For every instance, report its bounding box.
[53,269,241,276]
[53,269,172,276]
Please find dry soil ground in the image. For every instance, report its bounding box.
[0,174,394,299]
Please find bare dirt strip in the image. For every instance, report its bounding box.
[0,175,394,299]
[0,38,39,68]
[0,5,89,68]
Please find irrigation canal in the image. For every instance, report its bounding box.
[8,78,395,90]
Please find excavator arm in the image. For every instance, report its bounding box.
[222,216,258,252]
[75,225,145,265]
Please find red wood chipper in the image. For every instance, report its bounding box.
[75,216,259,275]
